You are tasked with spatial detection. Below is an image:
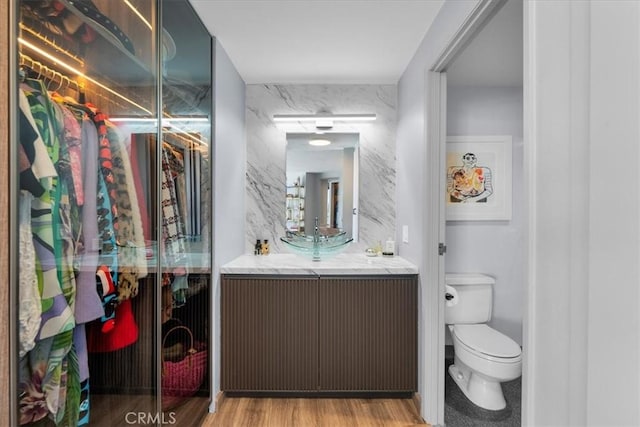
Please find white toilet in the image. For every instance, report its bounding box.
[445,273,522,411]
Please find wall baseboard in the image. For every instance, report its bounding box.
[214,391,227,412]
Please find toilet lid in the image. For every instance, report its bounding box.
[452,324,521,358]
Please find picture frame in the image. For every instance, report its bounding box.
[445,135,512,221]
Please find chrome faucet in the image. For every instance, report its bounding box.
[314,217,320,243]
[313,217,321,261]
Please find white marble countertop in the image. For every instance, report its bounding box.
[220,253,419,276]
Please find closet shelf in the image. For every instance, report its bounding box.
[58,0,154,84]
[21,0,155,90]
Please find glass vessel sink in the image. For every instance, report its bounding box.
[280,229,353,261]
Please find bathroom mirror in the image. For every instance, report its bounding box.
[286,133,359,241]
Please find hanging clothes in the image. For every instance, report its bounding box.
[68,111,104,325]
[128,134,152,250]
[163,142,188,238]
[23,80,77,336]
[18,82,78,425]
[18,93,54,198]
[73,325,90,426]
[86,120,143,353]
[17,61,202,422]
[20,85,75,341]
[18,89,57,357]
[161,143,187,270]
[52,100,106,426]
[52,93,84,208]
[86,297,138,353]
[107,123,146,301]
[18,191,40,358]
[88,106,120,333]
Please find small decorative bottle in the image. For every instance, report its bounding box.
[254,239,261,255]
[261,239,270,255]
[383,237,395,256]
[374,240,383,256]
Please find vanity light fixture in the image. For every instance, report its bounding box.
[309,138,331,146]
[273,113,376,129]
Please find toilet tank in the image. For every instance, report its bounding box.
[445,273,494,325]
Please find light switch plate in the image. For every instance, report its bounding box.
[402,225,409,243]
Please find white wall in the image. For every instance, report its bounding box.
[445,86,524,345]
[396,1,481,424]
[287,149,342,179]
[525,1,640,425]
[212,39,246,411]
[587,3,639,423]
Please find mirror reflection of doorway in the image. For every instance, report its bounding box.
[328,180,340,228]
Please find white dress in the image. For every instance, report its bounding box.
[19,190,41,357]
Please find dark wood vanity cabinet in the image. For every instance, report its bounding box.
[221,274,417,393]
[318,276,418,392]
[221,276,319,391]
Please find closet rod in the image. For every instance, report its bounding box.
[20,53,132,112]
[19,53,81,92]
[164,131,208,152]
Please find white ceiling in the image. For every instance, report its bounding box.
[189,0,444,84]
[287,132,358,151]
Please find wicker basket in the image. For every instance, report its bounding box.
[161,325,207,409]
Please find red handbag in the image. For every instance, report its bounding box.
[161,325,207,409]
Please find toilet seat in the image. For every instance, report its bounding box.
[451,324,522,362]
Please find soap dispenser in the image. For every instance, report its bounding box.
[254,239,261,255]
[383,237,395,256]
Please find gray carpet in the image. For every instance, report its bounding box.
[444,346,521,426]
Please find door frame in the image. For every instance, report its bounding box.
[422,69,447,426]
[422,0,511,425]
[3,0,18,424]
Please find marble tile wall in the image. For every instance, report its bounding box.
[246,84,397,254]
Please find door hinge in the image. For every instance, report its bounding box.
[439,243,447,256]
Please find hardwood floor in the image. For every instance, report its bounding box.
[201,397,429,427]
[87,394,209,426]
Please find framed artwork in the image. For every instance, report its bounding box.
[445,135,512,221]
